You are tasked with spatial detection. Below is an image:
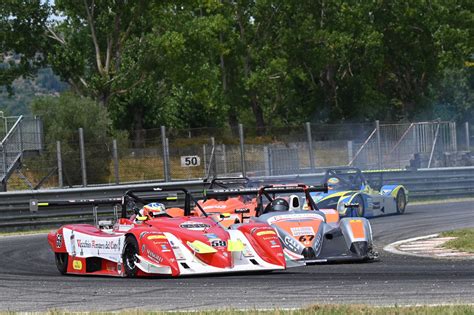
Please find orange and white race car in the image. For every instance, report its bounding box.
[204,184,378,264]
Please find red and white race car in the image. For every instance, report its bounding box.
[47,187,286,277]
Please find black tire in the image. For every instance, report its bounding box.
[55,253,68,275]
[123,236,139,277]
[396,189,407,214]
[351,195,365,217]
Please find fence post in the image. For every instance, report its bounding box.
[18,119,23,153]
[465,122,470,151]
[263,146,270,176]
[56,141,63,188]
[375,120,383,169]
[347,141,353,165]
[112,139,120,184]
[222,144,227,175]
[1,144,7,191]
[451,121,457,152]
[161,126,170,182]
[239,123,246,177]
[202,144,207,177]
[78,127,87,187]
[166,137,170,180]
[305,122,315,172]
[210,137,217,177]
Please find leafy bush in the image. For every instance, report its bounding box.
[31,93,114,185]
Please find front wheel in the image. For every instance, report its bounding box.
[55,253,68,275]
[123,236,139,277]
[396,189,407,214]
[350,195,365,217]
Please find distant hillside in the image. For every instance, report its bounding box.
[0,68,68,116]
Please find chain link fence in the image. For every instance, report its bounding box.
[4,120,472,190]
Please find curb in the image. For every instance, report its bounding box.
[384,233,474,259]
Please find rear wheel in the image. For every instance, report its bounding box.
[123,236,139,277]
[55,253,68,275]
[396,189,407,214]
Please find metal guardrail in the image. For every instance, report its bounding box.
[0,116,43,191]
[0,167,473,231]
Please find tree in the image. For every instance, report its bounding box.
[0,0,49,91]
[31,93,113,185]
[47,0,154,107]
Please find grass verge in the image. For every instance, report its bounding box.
[1,305,473,314]
[440,228,474,253]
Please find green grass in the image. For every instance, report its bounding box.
[1,305,473,315]
[440,228,474,253]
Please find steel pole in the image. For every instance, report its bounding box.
[78,128,87,187]
[161,126,170,182]
[238,123,246,177]
[112,139,120,184]
[305,122,315,171]
[211,137,216,177]
[465,122,470,151]
[375,120,383,169]
[56,141,63,188]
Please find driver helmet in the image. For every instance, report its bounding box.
[142,202,166,218]
[270,198,290,212]
[327,177,340,190]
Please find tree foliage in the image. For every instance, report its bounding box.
[31,93,113,185]
[0,0,49,91]
[1,0,473,136]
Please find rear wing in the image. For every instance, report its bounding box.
[31,187,189,219]
[205,184,328,198]
[203,176,250,189]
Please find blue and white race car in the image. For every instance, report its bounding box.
[312,167,408,218]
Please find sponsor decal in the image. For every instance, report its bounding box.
[235,208,250,213]
[203,204,227,210]
[270,240,280,248]
[56,234,63,248]
[313,233,322,252]
[161,244,171,252]
[72,260,82,270]
[76,239,120,251]
[290,226,315,237]
[205,233,219,239]
[146,249,163,263]
[257,230,276,236]
[267,213,324,224]
[147,235,167,240]
[180,221,211,230]
[284,236,299,251]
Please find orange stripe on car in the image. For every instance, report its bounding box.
[349,220,365,238]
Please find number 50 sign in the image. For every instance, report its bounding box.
[180,156,201,167]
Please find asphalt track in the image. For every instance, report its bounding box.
[0,201,473,312]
